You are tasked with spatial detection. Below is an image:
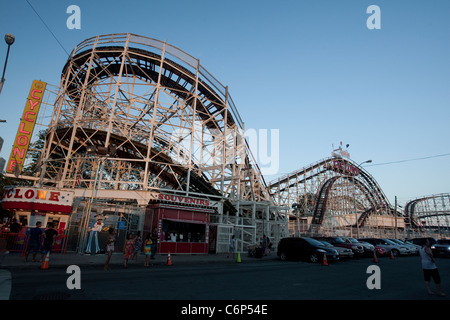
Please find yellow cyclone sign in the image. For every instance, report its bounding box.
[7,80,47,175]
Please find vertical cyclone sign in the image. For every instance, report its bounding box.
[6,80,47,176]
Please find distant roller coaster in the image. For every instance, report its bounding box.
[268,156,401,235]
[405,193,450,233]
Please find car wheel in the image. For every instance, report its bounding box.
[310,253,320,263]
[392,249,399,256]
[280,252,287,261]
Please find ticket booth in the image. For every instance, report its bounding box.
[144,194,215,254]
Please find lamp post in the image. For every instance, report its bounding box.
[359,160,372,166]
[0,33,15,95]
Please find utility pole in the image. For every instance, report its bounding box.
[394,196,398,239]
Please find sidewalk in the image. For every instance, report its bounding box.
[0,250,274,269]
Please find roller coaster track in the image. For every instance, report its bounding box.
[405,193,450,229]
[269,156,392,228]
[40,33,269,211]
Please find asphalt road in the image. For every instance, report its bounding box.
[8,255,450,301]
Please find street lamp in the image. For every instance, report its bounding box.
[359,159,372,166]
[0,33,15,95]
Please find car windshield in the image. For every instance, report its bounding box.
[304,238,326,247]
[384,239,397,245]
[320,241,333,247]
[333,237,345,243]
[346,237,359,243]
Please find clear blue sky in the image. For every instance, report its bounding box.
[0,0,449,206]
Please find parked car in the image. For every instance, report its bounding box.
[341,237,375,257]
[358,238,410,256]
[389,238,419,255]
[403,239,422,252]
[374,245,388,257]
[406,237,437,247]
[277,237,340,263]
[317,236,365,256]
[431,239,450,257]
[355,240,388,257]
[317,240,354,259]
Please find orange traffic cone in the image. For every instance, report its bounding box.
[373,251,378,263]
[40,251,50,270]
[166,252,172,266]
[322,253,328,266]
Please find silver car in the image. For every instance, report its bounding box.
[389,239,419,255]
[318,240,354,258]
[359,238,410,256]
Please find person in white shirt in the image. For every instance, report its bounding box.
[419,239,446,296]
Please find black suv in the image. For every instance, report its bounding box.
[277,237,339,263]
[431,239,450,257]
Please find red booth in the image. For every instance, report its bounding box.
[145,194,215,254]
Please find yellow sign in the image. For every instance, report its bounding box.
[6,80,47,175]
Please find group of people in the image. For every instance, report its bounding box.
[104,228,159,270]
[23,221,59,263]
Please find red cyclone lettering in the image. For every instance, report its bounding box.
[19,122,31,135]
[14,189,23,199]
[30,89,42,100]
[24,189,34,199]
[28,99,40,110]
[49,192,60,201]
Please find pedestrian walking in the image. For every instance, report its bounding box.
[419,239,446,296]
[104,228,115,271]
[131,231,142,262]
[228,235,236,259]
[262,235,268,256]
[6,218,21,251]
[144,233,152,267]
[40,222,58,262]
[123,233,134,269]
[150,228,158,260]
[24,221,43,262]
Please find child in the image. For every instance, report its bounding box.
[123,233,134,269]
[144,233,152,267]
[104,228,115,271]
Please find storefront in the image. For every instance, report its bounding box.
[1,186,74,233]
[144,193,216,254]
